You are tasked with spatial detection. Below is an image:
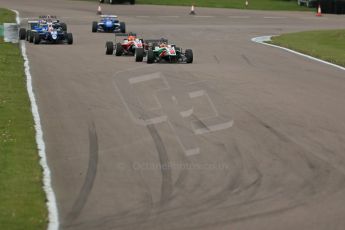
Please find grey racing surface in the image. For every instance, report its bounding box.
[2,0,345,229]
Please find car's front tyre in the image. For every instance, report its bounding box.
[106,41,114,55]
[67,33,73,45]
[185,49,193,63]
[29,31,34,43]
[33,32,40,44]
[26,30,31,41]
[92,21,98,33]
[119,22,126,33]
[60,23,67,32]
[147,50,154,64]
[135,48,144,62]
[115,43,124,56]
[19,28,26,40]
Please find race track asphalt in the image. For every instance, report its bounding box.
[1,0,345,229]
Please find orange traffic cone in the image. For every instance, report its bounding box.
[316,4,322,17]
[189,5,196,15]
[97,5,102,15]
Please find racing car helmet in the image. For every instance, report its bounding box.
[159,42,167,48]
[128,35,136,41]
[47,22,54,32]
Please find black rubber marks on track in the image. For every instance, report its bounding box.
[64,122,99,227]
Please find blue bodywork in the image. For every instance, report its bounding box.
[34,25,68,43]
[93,16,125,33]
[101,17,119,31]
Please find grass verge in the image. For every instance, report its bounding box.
[0,8,47,230]
[270,30,345,67]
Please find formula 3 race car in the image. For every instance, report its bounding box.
[105,33,144,60]
[135,39,193,64]
[92,15,125,33]
[19,16,68,41]
[29,22,73,45]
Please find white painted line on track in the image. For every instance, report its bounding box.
[158,16,179,18]
[12,10,59,230]
[299,16,328,20]
[252,35,345,71]
[228,16,250,19]
[194,15,215,18]
[263,16,287,19]
[128,72,161,84]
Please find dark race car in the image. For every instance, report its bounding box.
[19,16,68,41]
[30,22,73,45]
[92,15,125,33]
[134,39,193,64]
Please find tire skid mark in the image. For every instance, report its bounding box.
[147,124,173,206]
[75,67,344,230]
[241,54,254,67]
[213,55,220,64]
[63,122,99,226]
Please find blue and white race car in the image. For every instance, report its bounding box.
[29,22,73,45]
[19,16,68,42]
[92,15,126,33]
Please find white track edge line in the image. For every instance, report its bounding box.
[251,35,345,71]
[12,10,59,230]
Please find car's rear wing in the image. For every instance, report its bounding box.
[115,33,137,37]
[144,38,168,44]
[101,15,118,18]
[39,15,57,19]
[115,33,139,42]
[28,21,39,29]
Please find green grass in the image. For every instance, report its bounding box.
[270,30,345,67]
[136,0,311,11]
[0,8,17,24]
[0,8,48,230]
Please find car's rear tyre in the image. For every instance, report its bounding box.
[185,49,193,63]
[115,43,124,56]
[147,50,154,64]
[60,23,67,32]
[33,32,40,44]
[106,41,114,55]
[67,33,73,44]
[92,21,98,32]
[119,22,126,33]
[135,48,144,62]
[19,28,26,40]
